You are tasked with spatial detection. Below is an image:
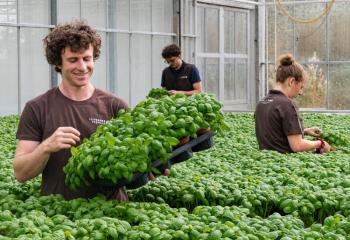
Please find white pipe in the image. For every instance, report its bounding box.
[197,0,262,6]
[232,0,263,5]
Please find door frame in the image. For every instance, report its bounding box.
[195,0,256,111]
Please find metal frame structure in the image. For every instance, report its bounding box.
[0,0,259,113]
[0,0,179,114]
[265,0,350,112]
[0,1,55,114]
[258,0,266,101]
[196,0,257,111]
[265,0,349,5]
[1,0,349,114]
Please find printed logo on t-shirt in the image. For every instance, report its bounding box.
[89,118,108,125]
[179,76,188,79]
[261,97,273,104]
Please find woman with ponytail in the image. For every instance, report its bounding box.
[254,53,331,153]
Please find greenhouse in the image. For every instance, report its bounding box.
[1,0,350,239]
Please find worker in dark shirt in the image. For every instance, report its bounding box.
[255,53,331,154]
[14,21,129,200]
[161,44,202,96]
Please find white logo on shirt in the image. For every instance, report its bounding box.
[89,118,108,125]
[262,97,273,104]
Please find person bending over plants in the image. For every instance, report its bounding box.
[254,53,331,154]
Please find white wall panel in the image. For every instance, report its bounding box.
[130,34,151,106]
[91,32,107,90]
[152,36,173,88]
[19,28,50,112]
[152,0,173,33]
[19,0,49,24]
[131,0,151,31]
[115,33,130,104]
[57,0,80,23]
[0,0,16,23]
[0,26,17,115]
[82,0,107,29]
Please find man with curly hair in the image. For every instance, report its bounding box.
[14,21,129,201]
[161,43,202,96]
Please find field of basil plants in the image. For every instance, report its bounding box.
[1,107,350,239]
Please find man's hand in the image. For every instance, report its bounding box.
[323,140,332,152]
[148,168,170,181]
[168,90,178,95]
[163,168,170,176]
[317,139,332,154]
[42,127,80,153]
[304,127,322,137]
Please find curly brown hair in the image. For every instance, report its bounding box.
[161,44,181,59]
[43,20,101,73]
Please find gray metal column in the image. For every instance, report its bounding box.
[50,0,58,88]
[326,2,330,109]
[107,0,117,94]
[17,0,21,114]
[257,0,266,101]
[174,0,180,45]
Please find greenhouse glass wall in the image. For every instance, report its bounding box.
[265,0,350,111]
[0,0,349,116]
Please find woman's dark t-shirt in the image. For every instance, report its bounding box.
[254,90,304,153]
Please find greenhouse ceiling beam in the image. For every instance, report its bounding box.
[93,28,177,36]
[0,23,178,37]
[0,22,54,28]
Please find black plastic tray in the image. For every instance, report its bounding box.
[93,172,148,190]
[153,130,214,167]
[94,131,214,190]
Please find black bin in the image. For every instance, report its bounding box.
[169,149,193,164]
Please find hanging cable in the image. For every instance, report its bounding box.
[276,11,327,41]
[276,0,335,24]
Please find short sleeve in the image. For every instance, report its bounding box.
[189,65,201,84]
[111,97,129,117]
[161,70,166,87]
[280,102,303,136]
[16,102,42,141]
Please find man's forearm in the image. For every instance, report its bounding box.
[14,126,81,182]
[14,143,50,182]
[288,135,321,152]
[184,89,201,96]
[294,139,321,152]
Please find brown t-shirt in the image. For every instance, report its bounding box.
[16,87,129,200]
[254,90,304,153]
